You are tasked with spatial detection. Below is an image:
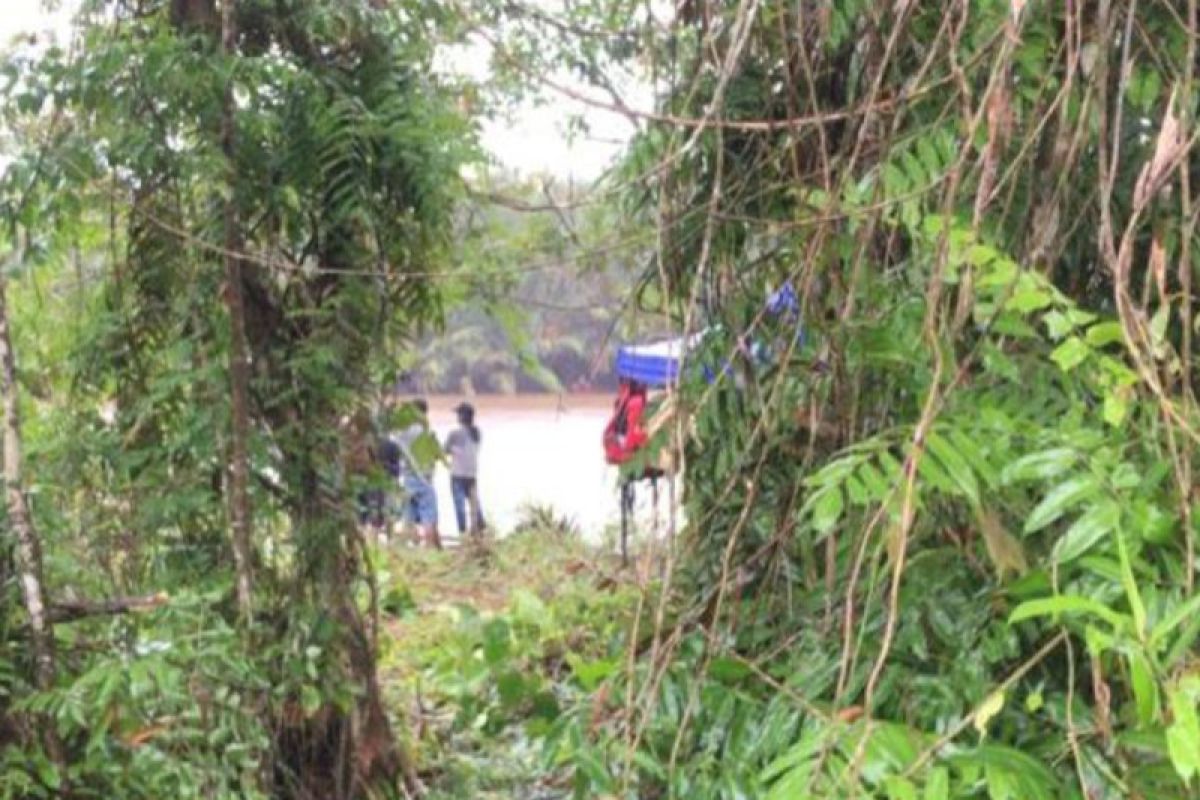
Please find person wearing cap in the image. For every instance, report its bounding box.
[444,402,485,537]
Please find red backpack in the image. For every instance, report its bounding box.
[603,383,646,465]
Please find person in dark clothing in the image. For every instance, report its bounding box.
[378,435,402,481]
[361,429,403,534]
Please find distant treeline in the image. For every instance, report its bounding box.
[406,290,624,395]
[401,174,654,395]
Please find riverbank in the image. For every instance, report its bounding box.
[431,394,612,536]
[411,393,654,538]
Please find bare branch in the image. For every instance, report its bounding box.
[48,592,170,624]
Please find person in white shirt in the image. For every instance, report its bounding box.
[444,402,485,537]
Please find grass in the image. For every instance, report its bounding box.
[374,512,640,798]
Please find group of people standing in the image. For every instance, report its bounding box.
[361,399,485,548]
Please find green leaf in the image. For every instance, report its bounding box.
[409,431,442,470]
[1167,724,1200,785]
[1066,307,1097,326]
[531,690,560,721]
[1099,354,1139,386]
[510,588,550,628]
[1024,475,1098,534]
[1086,321,1125,347]
[482,618,511,665]
[1115,526,1147,638]
[1008,287,1053,313]
[1085,623,1117,656]
[1049,336,1091,372]
[967,243,998,268]
[1129,651,1159,726]
[1166,612,1200,667]
[808,453,866,488]
[301,684,321,715]
[901,151,927,187]
[916,137,944,179]
[991,313,1038,338]
[926,431,978,502]
[883,161,909,195]
[36,755,61,790]
[1103,389,1130,427]
[762,726,827,784]
[948,429,999,488]
[1051,501,1118,563]
[979,256,1018,286]
[709,656,752,684]
[1166,677,1200,783]
[884,776,919,800]
[497,670,527,707]
[1042,310,1075,339]
[951,745,1061,800]
[846,474,869,505]
[1008,594,1128,630]
[1001,448,1077,485]
[812,487,844,534]
[857,461,891,499]
[1150,593,1200,650]
[878,450,906,481]
[923,767,949,800]
[574,748,614,791]
[914,447,958,495]
[1128,67,1163,112]
[985,762,1019,800]
[570,657,617,691]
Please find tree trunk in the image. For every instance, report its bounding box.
[221,0,254,622]
[255,431,416,798]
[0,272,66,770]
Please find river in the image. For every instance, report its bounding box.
[422,393,672,540]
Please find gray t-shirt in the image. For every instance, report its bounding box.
[444,426,479,478]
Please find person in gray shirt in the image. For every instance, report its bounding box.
[444,402,485,536]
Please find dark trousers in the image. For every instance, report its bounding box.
[450,476,484,534]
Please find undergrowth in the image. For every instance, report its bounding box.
[378,521,642,798]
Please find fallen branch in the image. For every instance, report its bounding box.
[48,591,169,623]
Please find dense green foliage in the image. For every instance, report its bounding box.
[2,1,475,797]
[519,0,1200,798]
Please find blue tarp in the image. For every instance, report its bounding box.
[614,334,703,387]
[614,283,804,388]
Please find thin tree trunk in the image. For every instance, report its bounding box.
[0,272,66,769]
[221,0,254,622]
